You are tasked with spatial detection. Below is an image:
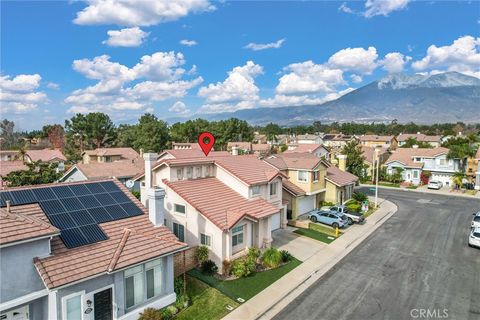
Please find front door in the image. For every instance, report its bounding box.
[94,288,113,320]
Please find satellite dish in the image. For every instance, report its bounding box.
[125,180,135,189]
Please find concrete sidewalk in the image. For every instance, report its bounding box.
[360,183,480,199]
[223,198,398,320]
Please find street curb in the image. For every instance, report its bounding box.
[224,199,398,320]
[359,184,480,199]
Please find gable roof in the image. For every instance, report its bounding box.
[385,147,450,168]
[297,134,321,140]
[284,144,326,154]
[0,160,28,177]
[163,177,279,231]
[359,135,395,142]
[69,160,145,180]
[0,204,60,246]
[265,153,326,171]
[83,147,139,160]
[282,179,306,196]
[397,133,442,143]
[326,166,358,187]
[361,146,389,164]
[26,149,66,162]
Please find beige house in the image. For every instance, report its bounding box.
[265,153,358,220]
[135,150,286,271]
[361,146,390,178]
[359,135,398,149]
[284,143,329,159]
[82,147,139,164]
[397,133,442,147]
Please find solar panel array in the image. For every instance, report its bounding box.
[0,181,143,248]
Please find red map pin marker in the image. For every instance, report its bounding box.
[198,132,215,156]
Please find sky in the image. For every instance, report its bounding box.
[1,0,479,131]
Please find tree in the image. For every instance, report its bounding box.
[451,171,465,190]
[42,124,65,149]
[389,167,404,184]
[0,119,16,148]
[170,119,210,143]
[85,113,116,148]
[115,124,137,147]
[2,161,61,187]
[263,122,282,143]
[210,118,254,150]
[342,140,367,179]
[400,137,432,148]
[133,114,169,152]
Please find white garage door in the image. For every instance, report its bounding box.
[431,173,452,186]
[298,195,316,215]
[271,213,281,230]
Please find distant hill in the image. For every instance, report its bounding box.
[169,71,480,125]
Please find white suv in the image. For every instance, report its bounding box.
[427,181,443,190]
[472,212,480,229]
[468,227,480,248]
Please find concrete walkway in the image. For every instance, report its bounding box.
[360,183,480,199]
[222,198,398,320]
[271,227,327,262]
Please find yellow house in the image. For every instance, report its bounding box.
[361,145,390,179]
[265,153,358,220]
[359,135,398,150]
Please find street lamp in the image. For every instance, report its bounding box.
[374,146,381,208]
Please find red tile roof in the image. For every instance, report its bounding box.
[282,179,306,196]
[385,147,449,168]
[265,153,326,171]
[397,133,442,143]
[326,166,358,187]
[26,149,66,162]
[0,160,28,177]
[83,147,139,160]
[163,177,279,231]
[284,144,324,154]
[359,135,395,142]
[361,146,389,164]
[0,204,59,246]
[1,179,187,289]
[72,160,145,180]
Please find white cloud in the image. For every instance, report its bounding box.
[169,101,190,114]
[180,39,198,47]
[74,0,215,26]
[412,35,480,78]
[47,82,60,89]
[244,38,286,51]
[364,0,410,18]
[338,2,355,14]
[381,52,412,73]
[103,27,149,47]
[0,74,47,113]
[328,46,378,74]
[65,51,202,114]
[198,61,263,113]
[350,74,363,83]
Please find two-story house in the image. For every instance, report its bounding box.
[284,144,329,159]
[359,135,398,149]
[361,146,390,179]
[295,134,323,145]
[264,153,358,220]
[322,133,358,149]
[384,147,461,186]
[82,148,139,164]
[0,180,186,320]
[396,133,442,147]
[135,149,286,272]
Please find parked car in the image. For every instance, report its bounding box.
[321,205,365,225]
[468,227,480,248]
[427,181,443,190]
[308,210,348,229]
[472,212,480,229]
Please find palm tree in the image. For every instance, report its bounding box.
[451,171,465,190]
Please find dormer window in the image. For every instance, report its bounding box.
[177,168,184,180]
[252,186,261,196]
[186,167,193,179]
[415,157,421,162]
[195,167,202,178]
[269,182,278,196]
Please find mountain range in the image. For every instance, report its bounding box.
[169,71,480,125]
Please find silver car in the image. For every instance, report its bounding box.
[427,181,443,190]
[472,212,480,229]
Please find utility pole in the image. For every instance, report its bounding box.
[374,147,380,208]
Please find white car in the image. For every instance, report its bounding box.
[468,227,480,248]
[472,212,480,229]
[427,181,443,190]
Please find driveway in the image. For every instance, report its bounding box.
[272,227,326,261]
[274,188,480,320]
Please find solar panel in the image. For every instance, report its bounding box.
[0,181,144,249]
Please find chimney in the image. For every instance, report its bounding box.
[232,146,239,156]
[147,187,165,227]
[337,154,347,171]
[139,148,144,158]
[143,152,157,190]
[6,200,11,213]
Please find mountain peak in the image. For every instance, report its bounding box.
[377,71,480,90]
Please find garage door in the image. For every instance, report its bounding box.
[431,173,452,186]
[271,213,281,230]
[298,196,316,215]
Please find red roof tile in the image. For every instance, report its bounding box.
[397,133,442,143]
[26,149,66,162]
[163,177,279,231]
[265,153,325,170]
[326,166,358,187]
[282,179,306,196]
[0,161,28,177]
[284,144,324,154]
[385,147,449,168]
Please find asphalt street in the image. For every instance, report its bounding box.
[273,188,480,320]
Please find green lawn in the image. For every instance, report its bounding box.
[175,276,238,320]
[308,222,342,237]
[188,258,302,301]
[294,228,336,244]
[363,205,378,218]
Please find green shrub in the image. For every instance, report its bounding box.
[200,259,218,275]
[161,307,174,320]
[166,306,178,315]
[347,202,361,213]
[231,258,256,278]
[175,294,189,310]
[280,250,293,263]
[138,308,161,320]
[131,190,141,200]
[196,246,209,264]
[174,277,184,295]
[262,247,282,268]
[320,201,335,207]
[352,191,368,202]
[247,247,261,261]
[222,259,232,276]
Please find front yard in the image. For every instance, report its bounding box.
[294,223,340,244]
[188,257,302,301]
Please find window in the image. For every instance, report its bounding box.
[252,186,261,196]
[105,156,112,163]
[232,225,244,246]
[195,166,202,178]
[125,265,144,309]
[269,182,278,196]
[125,259,163,309]
[413,170,419,179]
[415,157,421,162]
[200,233,211,246]
[177,168,184,180]
[64,294,82,320]
[205,166,211,177]
[439,159,447,166]
[298,170,308,182]
[174,204,186,214]
[313,171,319,182]
[186,167,193,179]
[173,222,185,242]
